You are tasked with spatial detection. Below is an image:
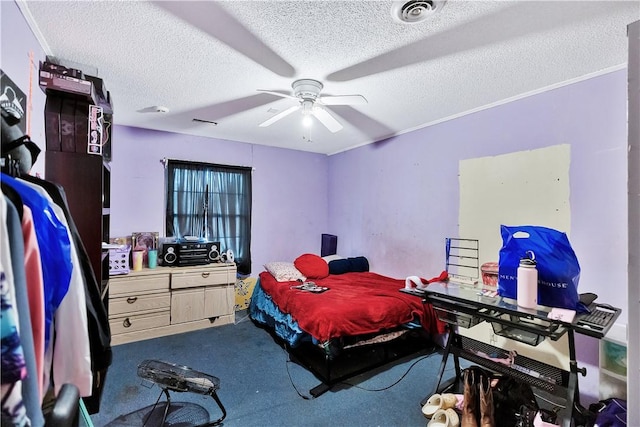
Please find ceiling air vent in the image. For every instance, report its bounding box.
[391,0,446,24]
[192,118,218,126]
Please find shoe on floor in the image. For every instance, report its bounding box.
[422,393,457,418]
[427,408,460,427]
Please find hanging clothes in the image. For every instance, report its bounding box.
[1,107,41,426]
[0,232,29,427]
[1,174,72,349]
[18,179,92,397]
[18,205,45,405]
[20,176,112,378]
[2,195,45,426]
[1,174,94,424]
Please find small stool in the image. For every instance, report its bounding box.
[137,360,226,427]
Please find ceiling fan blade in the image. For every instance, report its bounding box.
[259,105,300,127]
[312,108,343,133]
[153,1,295,78]
[317,95,368,106]
[257,90,298,100]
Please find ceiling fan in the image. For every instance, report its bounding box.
[257,79,367,133]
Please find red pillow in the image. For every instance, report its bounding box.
[294,253,329,279]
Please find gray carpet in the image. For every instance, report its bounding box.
[90,313,453,427]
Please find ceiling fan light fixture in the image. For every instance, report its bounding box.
[257,78,363,134]
[391,0,447,24]
[301,99,314,113]
[302,115,313,127]
[301,100,314,127]
[292,79,323,100]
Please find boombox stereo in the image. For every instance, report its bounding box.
[161,241,220,267]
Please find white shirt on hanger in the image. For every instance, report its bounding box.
[18,180,92,397]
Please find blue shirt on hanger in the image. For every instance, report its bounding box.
[1,173,73,347]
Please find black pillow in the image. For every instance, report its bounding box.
[328,258,350,275]
[349,256,369,272]
[328,256,369,275]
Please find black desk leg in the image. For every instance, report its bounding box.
[566,330,592,427]
[421,328,456,406]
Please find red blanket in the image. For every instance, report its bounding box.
[259,271,446,342]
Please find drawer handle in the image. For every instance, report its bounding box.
[123,318,132,328]
[126,297,138,304]
[201,272,210,278]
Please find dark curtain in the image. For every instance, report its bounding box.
[166,160,252,275]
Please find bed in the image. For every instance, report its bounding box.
[249,255,447,396]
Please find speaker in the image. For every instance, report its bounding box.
[162,243,179,266]
[207,242,221,262]
[221,249,234,263]
[321,234,337,257]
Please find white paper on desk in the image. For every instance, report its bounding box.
[547,307,576,323]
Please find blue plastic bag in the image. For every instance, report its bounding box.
[591,398,626,427]
[498,225,584,312]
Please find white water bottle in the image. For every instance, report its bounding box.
[517,251,538,308]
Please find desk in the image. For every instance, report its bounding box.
[401,283,621,427]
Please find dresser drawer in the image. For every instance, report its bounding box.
[109,293,170,317]
[171,288,205,324]
[204,285,234,318]
[109,273,170,296]
[171,268,234,289]
[110,311,170,335]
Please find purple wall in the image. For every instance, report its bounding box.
[328,71,628,404]
[328,71,628,323]
[110,125,329,274]
[1,1,47,176]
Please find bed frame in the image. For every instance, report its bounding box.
[259,323,435,397]
[250,268,445,397]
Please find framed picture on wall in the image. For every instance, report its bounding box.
[131,232,159,264]
[0,70,28,133]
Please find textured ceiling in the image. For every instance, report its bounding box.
[20,0,640,155]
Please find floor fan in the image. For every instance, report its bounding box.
[133,360,227,427]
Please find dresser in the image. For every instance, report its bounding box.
[108,263,236,345]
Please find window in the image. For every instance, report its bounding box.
[165,159,252,274]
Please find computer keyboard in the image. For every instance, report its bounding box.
[576,304,616,331]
